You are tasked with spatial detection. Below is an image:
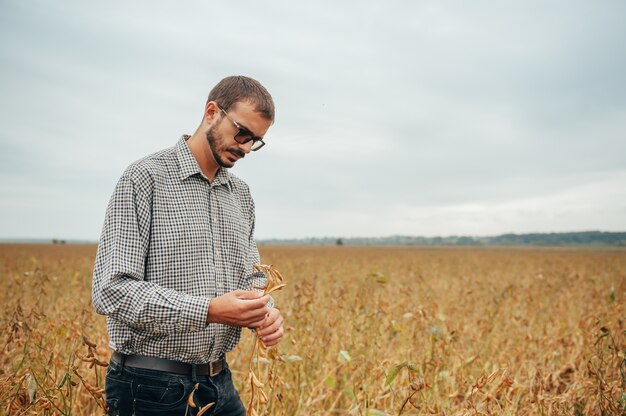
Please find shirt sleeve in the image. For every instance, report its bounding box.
[92,172,210,334]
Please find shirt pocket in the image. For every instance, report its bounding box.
[220,201,249,254]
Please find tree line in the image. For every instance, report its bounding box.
[261,231,626,246]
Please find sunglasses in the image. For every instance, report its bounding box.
[219,107,266,151]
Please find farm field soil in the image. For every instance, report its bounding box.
[1,244,624,415]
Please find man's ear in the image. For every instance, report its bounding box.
[204,101,220,124]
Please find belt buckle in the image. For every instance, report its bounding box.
[208,359,221,377]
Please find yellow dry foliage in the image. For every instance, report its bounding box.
[0,244,624,415]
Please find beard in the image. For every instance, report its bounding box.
[205,125,245,168]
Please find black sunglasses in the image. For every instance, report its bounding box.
[219,107,266,151]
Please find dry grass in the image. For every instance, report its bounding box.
[1,244,624,415]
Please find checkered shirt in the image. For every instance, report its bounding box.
[92,136,270,364]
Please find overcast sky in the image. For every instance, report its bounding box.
[1,1,625,240]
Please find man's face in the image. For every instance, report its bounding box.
[205,101,272,169]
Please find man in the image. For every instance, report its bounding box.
[92,76,284,416]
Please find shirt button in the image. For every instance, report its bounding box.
[212,217,218,224]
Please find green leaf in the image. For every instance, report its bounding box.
[385,362,405,386]
[324,376,336,388]
[406,363,419,372]
[369,271,388,284]
[435,370,450,382]
[385,362,419,386]
[338,350,351,363]
[58,373,69,389]
[391,320,403,334]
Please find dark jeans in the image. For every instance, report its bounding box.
[105,357,246,416]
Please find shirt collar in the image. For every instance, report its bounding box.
[176,135,233,191]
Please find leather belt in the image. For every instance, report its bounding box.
[111,352,225,377]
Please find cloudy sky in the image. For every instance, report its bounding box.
[1,1,625,240]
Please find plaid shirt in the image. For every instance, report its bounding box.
[92,136,269,364]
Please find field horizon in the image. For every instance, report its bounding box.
[2,229,626,248]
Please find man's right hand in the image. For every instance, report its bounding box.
[206,290,270,328]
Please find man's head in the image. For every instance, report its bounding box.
[199,76,275,170]
[207,75,275,122]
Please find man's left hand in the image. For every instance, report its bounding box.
[257,308,285,347]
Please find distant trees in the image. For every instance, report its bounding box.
[260,232,626,246]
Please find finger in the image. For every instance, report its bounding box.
[236,290,265,300]
[257,308,278,326]
[239,293,270,305]
[254,310,276,332]
[258,314,284,337]
[260,326,284,346]
[262,308,282,326]
[261,309,282,332]
[242,306,269,323]
[244,295,271,309]
[245,304,272,320]
[246,316,267,329]
[257,311,280,333]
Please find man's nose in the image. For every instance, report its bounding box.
[239,140,254,154]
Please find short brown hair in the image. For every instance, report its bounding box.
[207,76,275,121]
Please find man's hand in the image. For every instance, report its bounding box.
[207,290,270,328]
[256,308,285,347]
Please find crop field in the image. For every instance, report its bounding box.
[1,244,624,415]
